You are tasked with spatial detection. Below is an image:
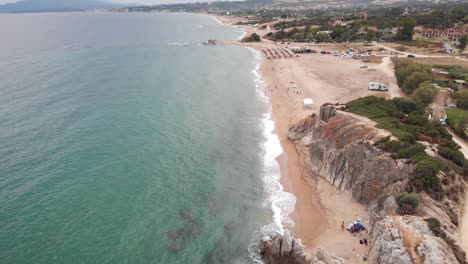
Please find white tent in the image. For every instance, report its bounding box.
[303,98,314,106]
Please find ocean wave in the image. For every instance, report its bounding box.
[167,42,191,46]
[244,48,297,262]
[236,28,247,41]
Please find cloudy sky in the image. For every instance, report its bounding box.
[0,0,210,4]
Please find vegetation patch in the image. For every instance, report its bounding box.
[396,192,420,215]
[445,108,468,139]
[346,96,468,196]
[424,218,442,236]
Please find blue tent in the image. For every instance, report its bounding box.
[354,223,366,232]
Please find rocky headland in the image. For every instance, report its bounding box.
[260,104,467,264]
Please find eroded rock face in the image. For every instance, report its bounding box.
[369,216,459,264]
[259,231,343,264]
[259,230,308,264]
[289,108,409,205]
[287,104,465,264]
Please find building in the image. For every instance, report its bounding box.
[414,26,468,43]
[356,11,368,20]
[359,26,378,34]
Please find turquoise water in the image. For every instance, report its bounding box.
[0,12,294,263]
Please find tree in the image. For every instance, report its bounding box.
[366,30,376,42]
[392,97,421,114]
[396,17,416,41]
[451,90,468,109]
[402,71,433,94]
[242,33,261,42]
[315,32,331,43]
[457,116,468,139]
[330,25,347,40]
[449,7,466,22]
[411,82,438,106]
[458,35,467,52]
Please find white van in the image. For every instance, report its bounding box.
[368,82,388,91]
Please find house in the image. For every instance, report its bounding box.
[356,11,368,20]
[359,26,378,34]
[328,19,355,27]
[454,80,466,86]
[432,68,449,75]
[414,26,468,43]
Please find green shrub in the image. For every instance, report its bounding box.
[411,81,438,106]
[347,95,467,183]
[392,97,421,114]
[424,218,442,236]
[403,71,433,95]
[412,158,442,192]
[396,192,420,214]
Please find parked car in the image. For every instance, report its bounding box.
[407,54,416,58]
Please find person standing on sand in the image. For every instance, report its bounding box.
[364,237,368,247]
[341,221,345,231]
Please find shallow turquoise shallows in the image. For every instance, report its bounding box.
[0,12,284,264]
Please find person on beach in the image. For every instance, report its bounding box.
[364,237,368,247]
[341,221,345,231]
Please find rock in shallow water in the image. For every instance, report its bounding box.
[259,230,343,264]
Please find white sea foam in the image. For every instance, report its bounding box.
[253,47,296,232]
[242,47,297,264]
[168,42,191,46]
[237,28,247,41]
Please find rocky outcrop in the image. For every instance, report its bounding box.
[289,108,409,205]
[259,231,343,264]
[259,230,308,264]
[287,104,465,264]
[369,216,459,264]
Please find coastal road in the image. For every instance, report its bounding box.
[375,43,468,62]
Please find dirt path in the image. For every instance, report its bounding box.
[374,56,402,98]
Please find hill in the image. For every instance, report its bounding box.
[0,0,115,13]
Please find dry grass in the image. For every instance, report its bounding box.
[399,57,468,70]
[397,219,424,264]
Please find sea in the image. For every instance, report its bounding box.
[0,12,296,264]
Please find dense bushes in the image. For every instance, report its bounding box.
[395,61,437,106]
[411,158,442,193]
[451,90,468,109]
[433,64,468,82]
[242,33,261,42]
[396,192,420,214]
[411,82,438,106]
[347,96,468,194]
[438,139,466,167]
[396,61,433,94]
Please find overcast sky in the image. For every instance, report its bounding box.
[0,0,213,4]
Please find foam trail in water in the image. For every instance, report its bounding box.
[168,42,191,46]
[243,47,297,263]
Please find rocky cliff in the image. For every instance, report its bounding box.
[268,104,467,264]
[259,230,344,264]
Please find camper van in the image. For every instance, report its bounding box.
[368,82,388,91]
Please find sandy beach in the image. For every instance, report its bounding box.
[259,48,387,263]
[211,14,400,262]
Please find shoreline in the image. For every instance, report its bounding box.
[207,13,387,262]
